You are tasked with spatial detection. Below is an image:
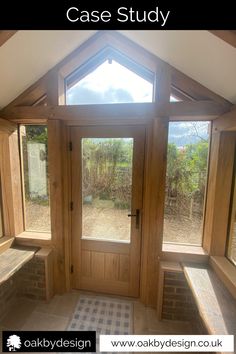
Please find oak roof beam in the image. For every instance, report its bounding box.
[0,101,230,123]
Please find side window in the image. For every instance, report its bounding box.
[163,121,210,246]
[21,125,51,233]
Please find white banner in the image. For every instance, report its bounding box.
[100,334,234,352]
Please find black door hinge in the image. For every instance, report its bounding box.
[70,201,74,211]
[70,265,74,274]
[69,141,73,151]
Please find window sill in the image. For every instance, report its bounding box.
[162,243,207,255]
[15,231,51,247]
[161,243,208,262]
[210,256,236,300]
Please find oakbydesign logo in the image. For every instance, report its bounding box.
[3,330,96,352]
[6,335,22,352]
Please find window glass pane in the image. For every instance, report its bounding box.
[163,121,210,246]
[227,168,236,266]
[21,125,51,232]
[82,138,133,242]
[66,60,153,105]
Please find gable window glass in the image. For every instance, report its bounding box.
[66,53,154,105]
[170,95,181,102]
[163,121,210,246]
[227,154,236,266]
[21,125,51,233]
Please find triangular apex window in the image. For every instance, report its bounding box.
[65,48,154,105]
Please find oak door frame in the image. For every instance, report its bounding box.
[63,114,168,307]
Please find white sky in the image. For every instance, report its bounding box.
[68,59,153,103]
[67,59,180,104]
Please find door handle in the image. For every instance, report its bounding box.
[128,209,140,229]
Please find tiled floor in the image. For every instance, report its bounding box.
[0,291,199,353]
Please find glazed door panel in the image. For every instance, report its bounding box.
[71,125,145,297]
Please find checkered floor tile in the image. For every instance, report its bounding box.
[67,294,133,353]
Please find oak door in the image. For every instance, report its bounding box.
[71,125,145,297]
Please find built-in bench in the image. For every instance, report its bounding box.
[182,262,236,336]
[158,260,236,344]
[0,246,37,285]
[0,245,54,320]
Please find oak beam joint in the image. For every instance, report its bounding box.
[213,106,236,133]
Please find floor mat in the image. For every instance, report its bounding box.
[67,294,133,352]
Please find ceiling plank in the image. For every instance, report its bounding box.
[0,101,230,123]
[0,31,17,47]
[209,31,236,48]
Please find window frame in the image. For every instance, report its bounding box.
[162,120,211,248]
[200,128,236,299]
[65,47,155,105]
[65,46,155,92]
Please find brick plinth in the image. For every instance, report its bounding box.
[18,257,46,301]
[0,255,47,319]
[162,271,198,321]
